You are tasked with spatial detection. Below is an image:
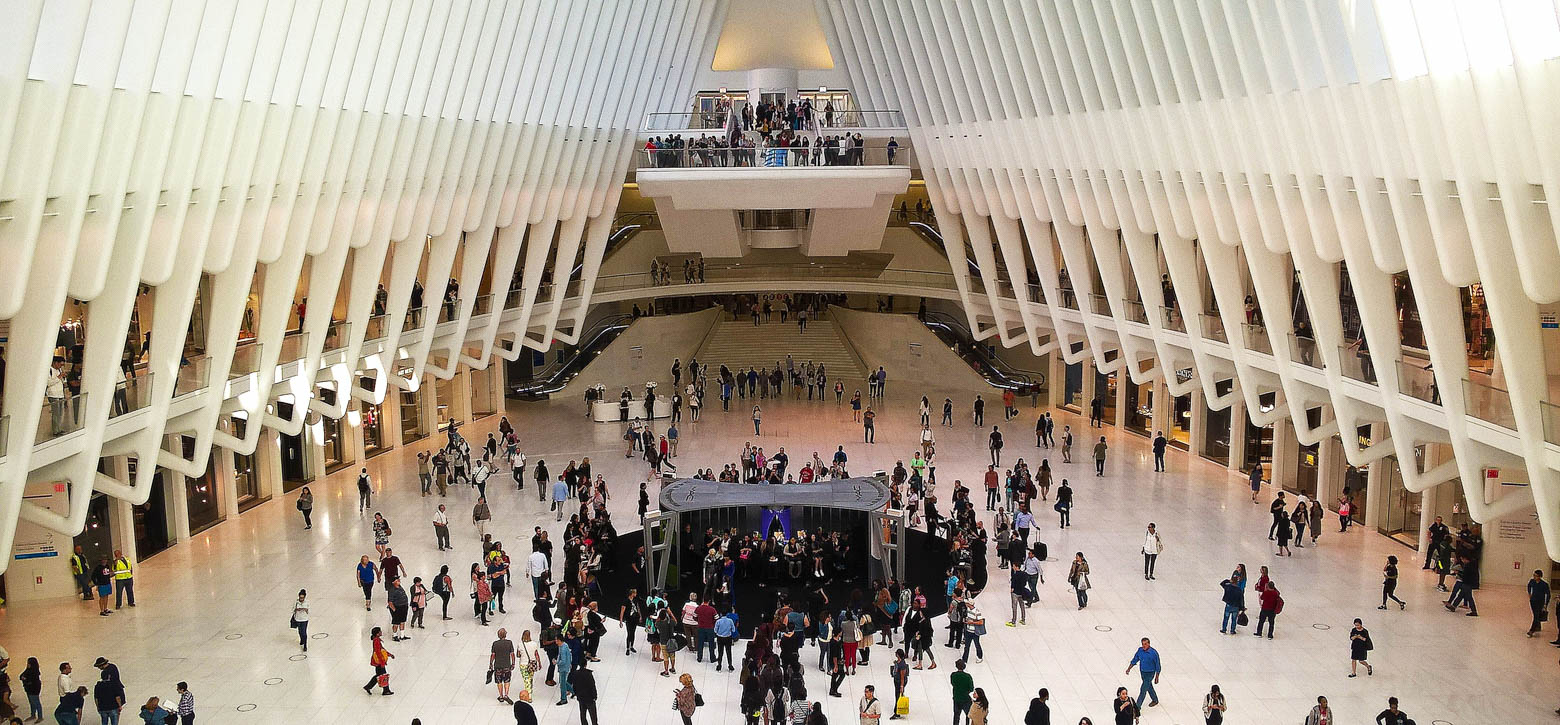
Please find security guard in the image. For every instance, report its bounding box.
[112,549,135,608]
[70,546,93,600]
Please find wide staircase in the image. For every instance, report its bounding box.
[696,317,868,383]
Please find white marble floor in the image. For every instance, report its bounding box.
[2,379,1554,725]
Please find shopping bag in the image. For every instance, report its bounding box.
[895,696,910,716]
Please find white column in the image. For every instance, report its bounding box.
[213,445,239,521]
[745,68,799,103]
[165,465,191,543]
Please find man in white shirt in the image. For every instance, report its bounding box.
[45,358,68,435]
[1142,523,1164,581]
[432,505,450,551]
[859,685,882,724]
[56,661,74,698]
[528,550,550,598]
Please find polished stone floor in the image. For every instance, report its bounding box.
[2,379,1554,725]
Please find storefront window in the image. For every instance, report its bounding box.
[1169,393,1192,450]
[74,492,115,569]
[1202,381,1233,465]
[1095,371,1118,425]
[234,449,260,510]
[436,377,456,430]
[133,458,173,558]
[322,415,347,472]
[1462,285,1494,372]
[400,389,428,444]
[1377,454,1422,548]
[362,401,387,457]
[180,438,222,534]
[471,367,497,417]
[1394,273,1426,351]
[1124,381,1152,437]
[1062,362,1083,412]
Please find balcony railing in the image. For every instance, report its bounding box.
[279,332,309,366]
[472,294,493,317]
[364,315,388,342]
[505,287,526,310]
[230,342,263,380]
[0,415,8,459]
[1291,336,1321,369]
[1161,305,1185,333]
[1123,299,1149,324]
[1089,293,1112,316]
[1025,283,1046,305]
[1541,401,1560,445]
[1200,314,1227,343]
[403,307,428,333]
[174,358,211,398]
[1242,323,1272,355]
[1465,376,1516,429]
[583,264,959,295]
[1058,288,1078,310]
[636,144,913,170]
[109,372,154,418]
[1396,360,1440,405]
[438,298,462,324]
[1338,345,1377,384]
[37,392,87,444]
[642,109,907,132]
[323,321,350,354]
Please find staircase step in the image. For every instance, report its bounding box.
[694,319,867,382]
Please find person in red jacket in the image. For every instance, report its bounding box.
[1255,580,1283,639]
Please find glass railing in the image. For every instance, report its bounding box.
[1200,314,1227,343]
[174,357,211,398]
[1242,324,1272,355]
[323,321,350,354]
[1161,305,1185,333]
[403,307,427,333]
[1338,345,1377,384]
[505,287,525,310]
[584,264,959,294]
[642,109,907,132]
[472,294,493,317]
[1123,299,1149,324]
[1464,376,1516,429]
[1089,293,1112,316]
[109,372,154,418]
[1396,360,1440,405]
[1025,283,1046,304]
[279,331,310,365]
[1290,336,1321,369]
[363,315,388,342]
[37,392,87,444]
[437,298,461,324]
[0,415,8,459]
[1058,288,1078,310]
[230,342,263,380]
[1541,401,1560,444]
[636,144,913,169]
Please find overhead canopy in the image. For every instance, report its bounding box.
[712,0,835,70]
[658,476,890,512]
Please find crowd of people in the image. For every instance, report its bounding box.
[20,345,1558,725]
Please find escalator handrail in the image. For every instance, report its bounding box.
[920,311,1045,391]
[509,314,635,396]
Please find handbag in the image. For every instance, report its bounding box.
[1236,611,1249,627]
[694,693,705,707]
[377,673,390,688]
[289,615,299,629]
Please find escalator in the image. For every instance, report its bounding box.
[567,218,649,281]
[909,222,983,279]
[919,310,1045,393]
[506,314,634,401]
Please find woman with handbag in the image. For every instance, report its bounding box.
[856,611,875,666]
[289,589,310,651]
[471,563,492,626]
[517,630,540,702]
[673,673,700,725]
[1067,553,1091,610]
[296,487,313,529]
[363,627,394,696]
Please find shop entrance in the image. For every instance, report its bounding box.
[1062,362,1083,412]
[1094,370,1118,424]
[74,493,115,569]
[1124,380,1152,437]
[134,465,172,559]
[277,401,311,491]
[1377,456,1421,548]
[1291,443,1319,499]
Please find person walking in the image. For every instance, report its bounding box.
[1092,437,1107,477]
[752,406,762,436]
[967,688,989,725]
[973,396,985,427]
[363,627,395,695]
[356,468,373,512]
[570,660,599,725]
[942,398,954,426]
[961,605,986,663]
[1255,579,1283,639]
[432,565,454,620]
[1123,638,1160,709]
[1141,524,1163,580]
[1068,553,1090,609]
[858,685,882,725]
[551,476,569,522]
[827,628,847,697]
[1023,689,1049,725]
[1202,685,1227,725]
[290,589,311,651]
[1060,426,1073,463]
[473,497,492,539]
[863,409,876,443]
[1527,569,1552,637]
[1111,687,1138,725]
[1055,481,1072,528]
[988,426,1003,466]
[296,487,314,529]
[1248,466,1263,504]
[1151,431,1167,472]
[950,660,974,725]
[355,555,378,611]
[673,673,699,725]
[1348,618,1374,677]
[19,657,41,723]
[1304,696,1333,725]
[1378,556,1405,611]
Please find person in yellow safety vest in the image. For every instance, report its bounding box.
[71,546,93,601]
[112,549,136,609]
